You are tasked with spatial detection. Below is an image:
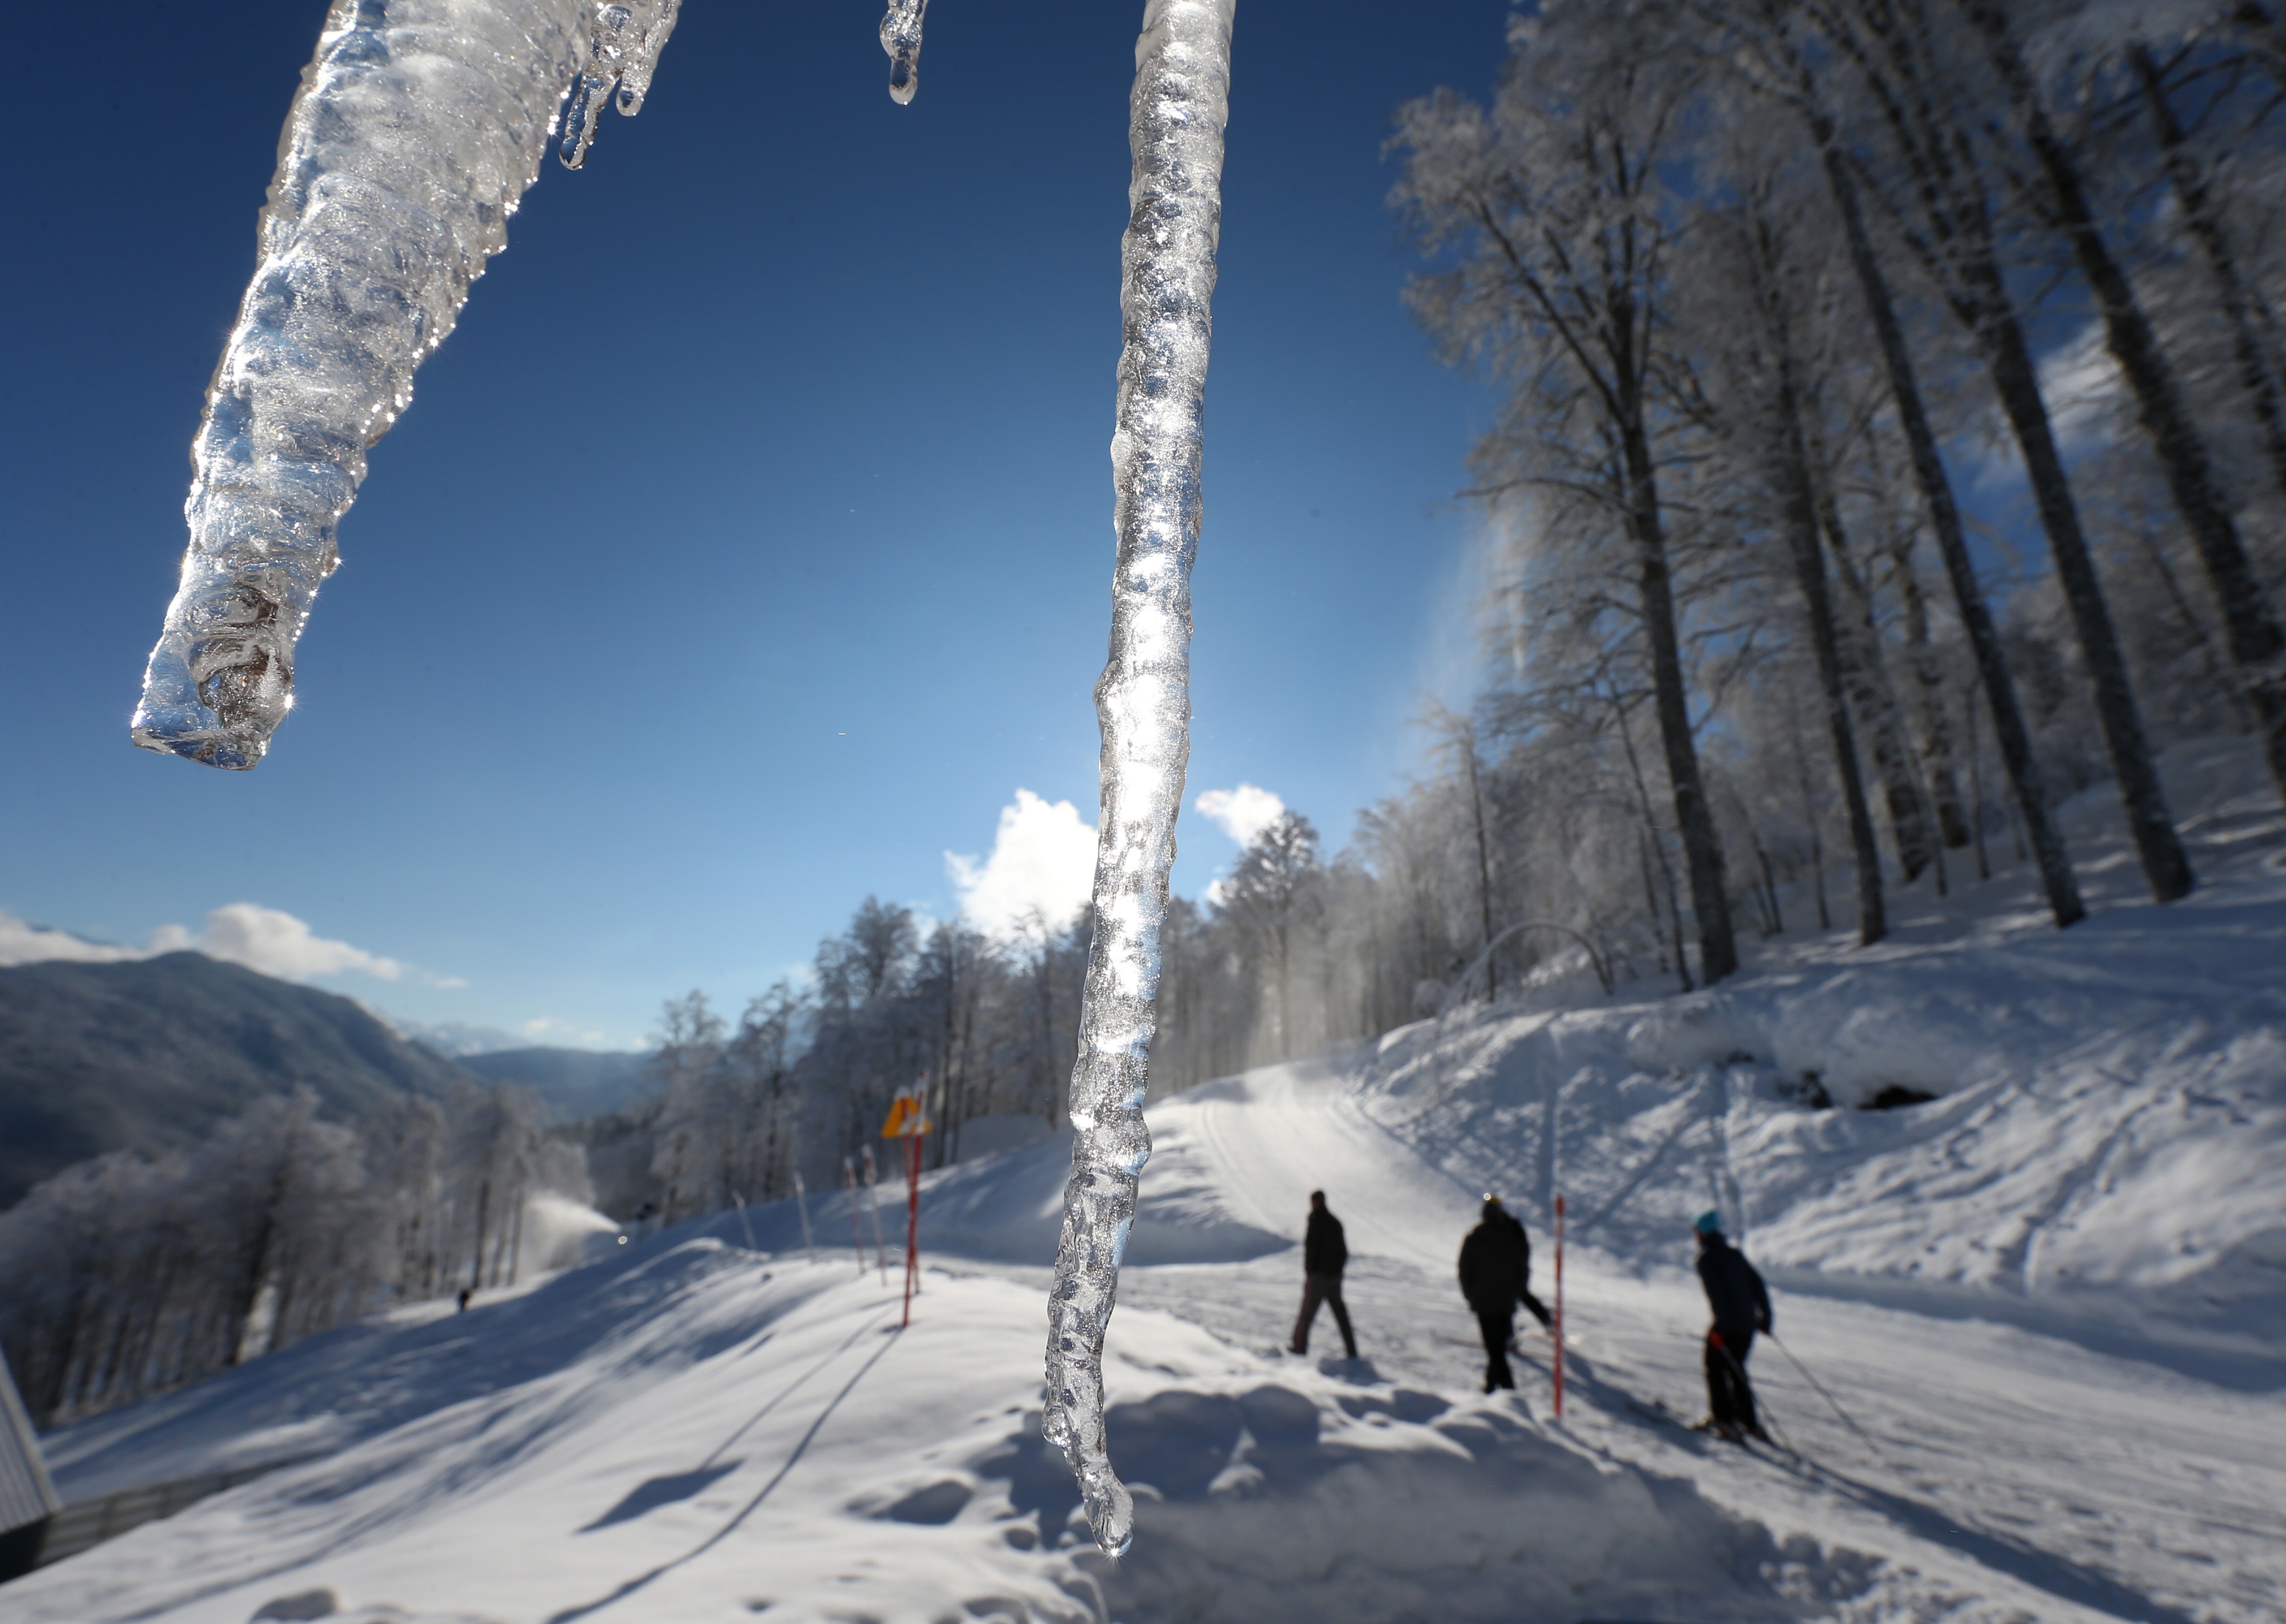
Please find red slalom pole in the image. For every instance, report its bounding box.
[1553,1193,1566,1420]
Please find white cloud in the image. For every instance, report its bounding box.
[179,902,409,982]
[1194,783,1287,848]
[946,790,1099,940]
[0,902,453,987]
[0,912,144,966]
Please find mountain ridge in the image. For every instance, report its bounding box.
[0,953,477,1209]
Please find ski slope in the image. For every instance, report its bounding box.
[11,749,2286,1623]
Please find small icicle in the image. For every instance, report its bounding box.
[560,0,682,169]
[1043,0,1236,1559]
[879,0,929,105]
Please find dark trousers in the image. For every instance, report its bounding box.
[1474,1306,1516,1390]
[1704,1327,1759,1432]
[1292,1272,1357,1358]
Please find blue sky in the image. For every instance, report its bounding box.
[0,0,1508,1047]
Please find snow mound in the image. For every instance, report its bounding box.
[1353,793,2286,1358]
[13,1246,1875,1624]
[1094,1384,1874,1624]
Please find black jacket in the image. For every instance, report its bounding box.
[1696,1235,1772,1338]
[1457,1211,1531,1313]
[1304,1207,1348,1275]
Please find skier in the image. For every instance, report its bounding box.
[1692,1210,1772,1442]
[1457,1195,1552,1393]
[1290,1190,1359,1360]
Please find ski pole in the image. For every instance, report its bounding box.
[1769,1332,1890,1468]
[1710,1336,1797,1457]
[732,1191,758,1252]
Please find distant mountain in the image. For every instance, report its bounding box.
[385,1018,533,1057]
[0,952,475,1210]
[457,1047,655,1122]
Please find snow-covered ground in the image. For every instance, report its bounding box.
[11,742,2285,1623]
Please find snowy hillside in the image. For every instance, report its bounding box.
[9,753,2285,1624]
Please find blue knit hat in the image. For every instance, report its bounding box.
[1693,1210,1723,1236]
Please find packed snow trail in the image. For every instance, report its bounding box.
[1047,0,1236,1559]
[20,1188,2280,1622]
[132,0,672,769]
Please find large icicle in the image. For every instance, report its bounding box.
[879,0,930,105]
[1043,0,1235,1559]
[132,0,672,769]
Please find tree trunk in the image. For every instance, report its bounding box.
[1772,347,1888,943]
[1460,731,1497,999]
[1972,11,2286,807]
[1888,530,1971,847]
[1790,706,1834,929]
[1836,0,2190,899]
[1621,414,1738,981]
[2133,45,2286,511]
[1970,278,2196,902]
[1962,679,1991,881]
[1616,694,1693,990]
[1794,88,2084,924]
[1818,493,1938,882]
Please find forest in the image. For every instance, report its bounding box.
[5,0,2284,1425]
[607,0,2286,1217]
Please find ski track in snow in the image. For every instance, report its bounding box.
[13,747,2286,1624]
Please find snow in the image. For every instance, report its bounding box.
[1049,0,1238,1559]
[12,746,2286,1622]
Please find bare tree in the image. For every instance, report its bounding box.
[1393,19,1740,981]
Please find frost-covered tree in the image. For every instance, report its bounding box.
[0,1080,584,1424]
[1393,9,1740,983]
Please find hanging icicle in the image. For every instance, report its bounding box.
[1042,0,1236,1560]
[561,0,682,168]
[879,0,930,105]
[131,0,674,769]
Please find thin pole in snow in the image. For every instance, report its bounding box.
[1770,1333,1892,1468]
[793,1170,817,1265]
[861,1145,889,1281]
[843,1156,867,1275]
[731,1191,758,1252]
[902,1130,922,1326]
[1553,1194,1566,1420]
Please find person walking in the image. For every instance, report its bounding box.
[1457,1195,1551,1393]
[1692,1210,1772,1441]
[1290,1190,1359,1360]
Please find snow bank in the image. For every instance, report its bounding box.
[1352,765,2286,1353]
[1094,1384,1871,1624]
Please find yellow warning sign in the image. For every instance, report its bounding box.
[881,1094,931,1137]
